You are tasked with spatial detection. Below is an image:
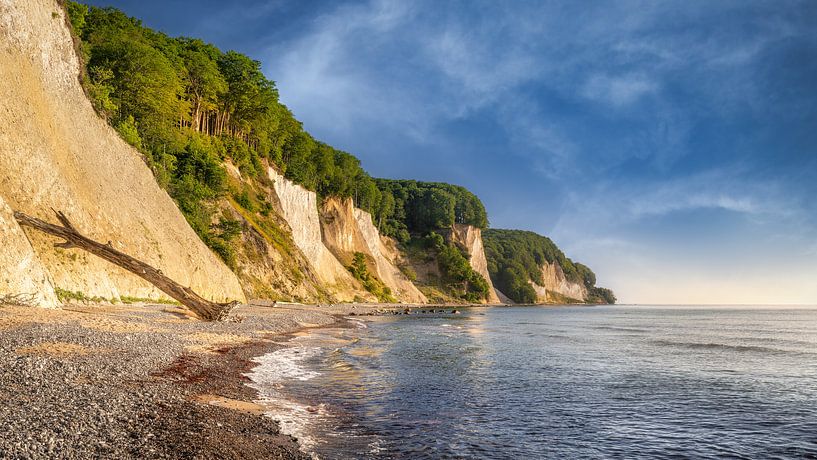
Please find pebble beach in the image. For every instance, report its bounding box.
[0,302,355,459]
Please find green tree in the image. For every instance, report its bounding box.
[65,2,88,36]
[116,115,141,148]
[179,39,227,133]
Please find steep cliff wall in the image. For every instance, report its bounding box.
[530,261,588,303]
[0,0,245,303]
[447,224,501,304]
[353,207,427,303]
[266,168,374,302]
[321,198,426,304]
[495,289,514,304]
[218,165,330,303]
[0,195,59,307]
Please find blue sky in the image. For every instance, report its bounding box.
[85,0,817,304]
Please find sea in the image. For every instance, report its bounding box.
[246,306,817,459]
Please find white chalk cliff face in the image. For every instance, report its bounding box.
[353,207,427,303]
[320,198,427,304]
[0,196,59,307]
[0,0,245,304]
[266,168,374,302]
[448,224,502,304]
[530,261,588,303]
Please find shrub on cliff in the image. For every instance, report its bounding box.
[347,252,395,303]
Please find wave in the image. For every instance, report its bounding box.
[246,345,326,457]
[251,346,322,383]
[593,325,649,333]
[650,339,810,355]
[345,318,368,329]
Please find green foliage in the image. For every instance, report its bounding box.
[55,288,107,303]
[258,197,273,217]
[233,187,256,212]
[424,232,490,302]
[116,115,142,148]
[119,296,180,305]
[495,263,537,304]
[373,180,488,240]
[398,264,417,282]
[347,252,395,303]
[86,66,118,115]
[587,287,617,304]
[65,1,88,35]
[483,229,615,304]
[204,216,242,269]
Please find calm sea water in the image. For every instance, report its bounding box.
[248,306,817,459]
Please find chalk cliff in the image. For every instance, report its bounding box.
[0,0,245,304]
[530,261,588,303]
[266,168,375,302]
[321,198,426,304]
[0,196,59,307]
[447,224,501,304]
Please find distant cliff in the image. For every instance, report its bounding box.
[446,224,501,304]
[529,261,589,303]
[484,229,615,304]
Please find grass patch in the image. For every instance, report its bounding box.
[55,288,108,303]
[545,290,583,305]
[119,296,180,305]
[227,197,304,284]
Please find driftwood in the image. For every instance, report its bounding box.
[13,209,237,321]
[0,293,37,307]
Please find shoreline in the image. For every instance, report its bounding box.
[0,301,360,458]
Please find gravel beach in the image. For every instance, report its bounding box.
[0,301,384,459]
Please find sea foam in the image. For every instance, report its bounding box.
[246,344,325,456]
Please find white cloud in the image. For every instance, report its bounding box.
[555,167,793,233]
[260,0,803,171]
[582,73,658,107]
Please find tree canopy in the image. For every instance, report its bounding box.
[373,180,488,242]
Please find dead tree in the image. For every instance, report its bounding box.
[14,209,238,321]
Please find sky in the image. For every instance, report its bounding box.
[84,0,817,304]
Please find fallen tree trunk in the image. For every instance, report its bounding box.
[14,209,237,321]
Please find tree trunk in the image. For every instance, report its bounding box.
[14,210,238,321]
[192,99,201,132]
